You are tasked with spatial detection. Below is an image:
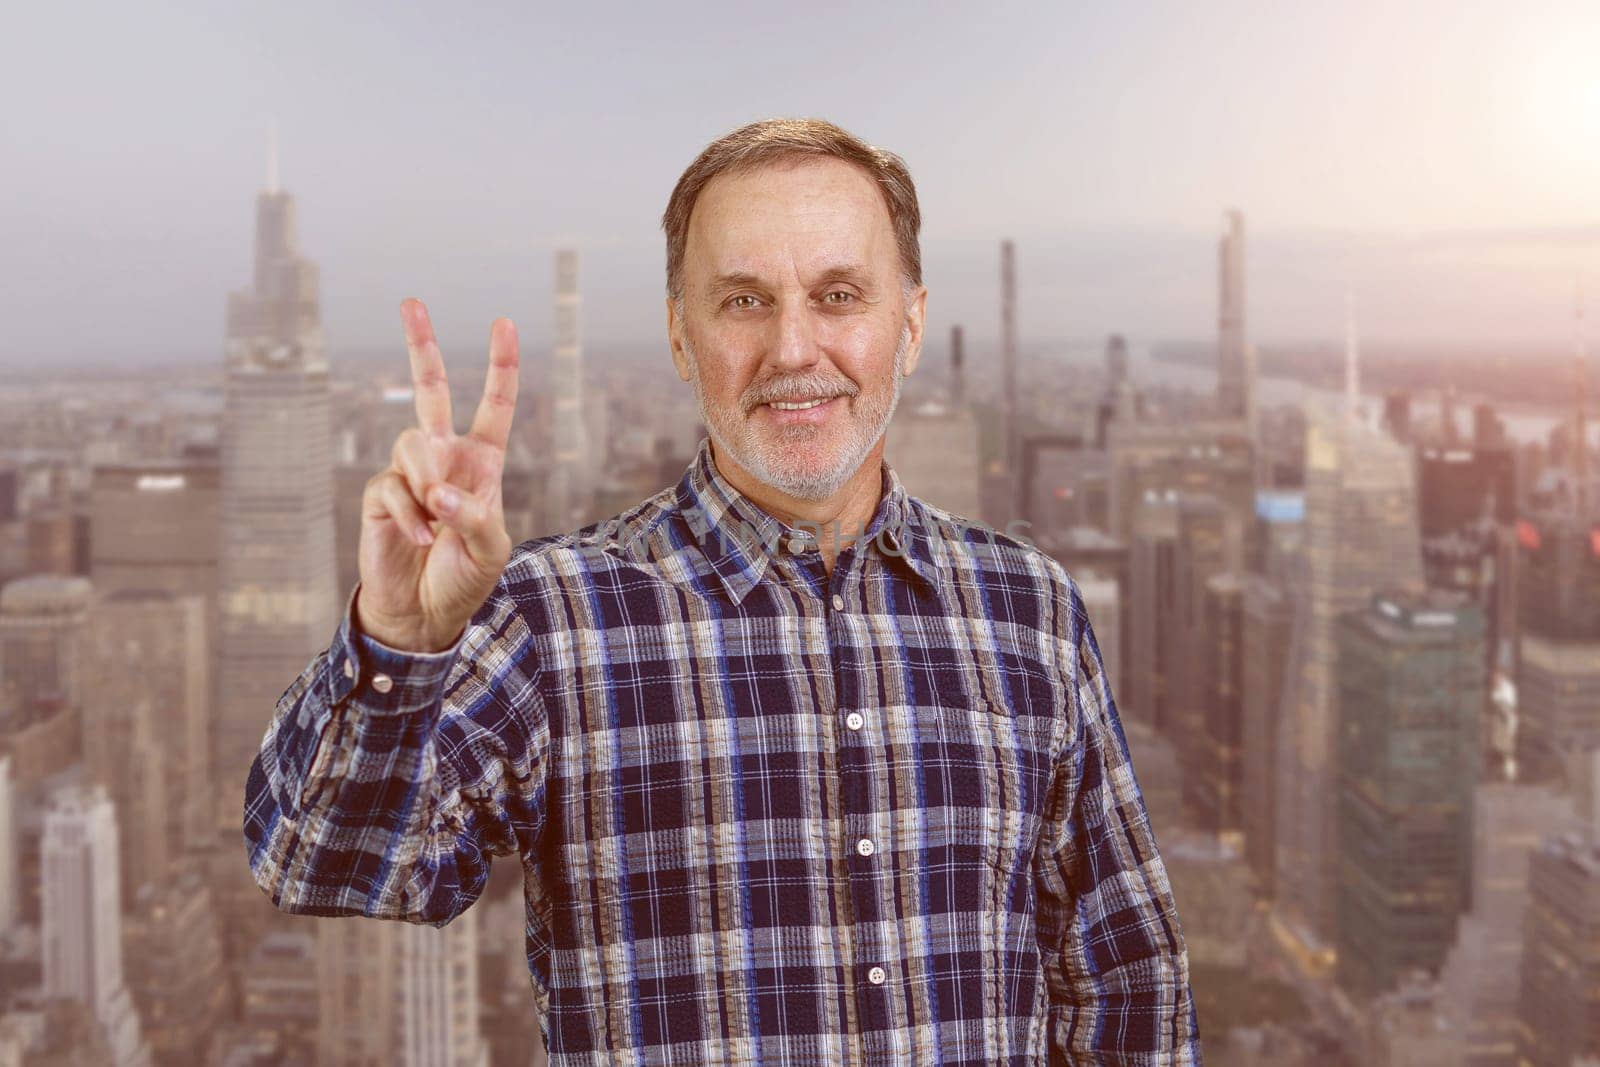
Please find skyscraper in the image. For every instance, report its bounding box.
[949,323,965,409]
[1416,440,1516,673]
[1436,777,1572,1065]
[82,589,212,904]
[1216,209,1252,428]
[1095,334,1140,449]
[124,862,230,1067]
[1192,571,1246,845]
[1574,280,1591,523]
[41,783,153,1067]
[1167,494,1245,829]
[1241,570,1294,897]
[1274,388,1426,966]
[215,141,340,841]
[398,909,491,1067]
[1514,298,1600,783]
[1000,238,1019,509]
[0,754,14,934]
[0,574,92,728]
[886,401,982,520]
[317,920,400,1066]
[1517,828,1600,1066]
[548,247,590,531]
[1127,489,1180,734]
[1105,418,1255,544]
[1514,512,1600,784]
[1332,589,1484,1000]
[88,460,220,609]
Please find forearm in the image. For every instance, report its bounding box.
[1036,570,1205,1064]
[1038,859,1203,1064]
[243,580,489,925]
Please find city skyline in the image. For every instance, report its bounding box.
[5,7,1600,1063]
[8,1,1600,366]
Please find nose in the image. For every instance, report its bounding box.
[767,295,822,374]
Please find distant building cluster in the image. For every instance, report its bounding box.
[0,165,1595,1067]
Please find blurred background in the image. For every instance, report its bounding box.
[2,1,1598,1064]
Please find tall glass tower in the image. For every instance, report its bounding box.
[1216,209,1252,426]
[1274,399,1425,968]
[1333,589,1484,1000]
[547,247,589,531]
[214,143,339,840]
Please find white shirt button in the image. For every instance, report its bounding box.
[371,673,394,694]
[831,594,845,611]
[845,711,864,731]
[342,658,354,680]
[867,966,886,985]
[856,837,874,857]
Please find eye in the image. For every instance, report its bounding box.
[822,290,856,306]
[725,294,761,311]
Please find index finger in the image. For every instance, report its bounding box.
[400,298,453,438]
[468,317,519,451]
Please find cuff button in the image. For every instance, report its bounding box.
[371,673,394,694]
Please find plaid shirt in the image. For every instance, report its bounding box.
[245,437,1202,1066]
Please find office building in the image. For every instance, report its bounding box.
[40,783,152,1066]
[1275,392,1426,965]
[1333,589,1484,1000]
[215,144,340,841]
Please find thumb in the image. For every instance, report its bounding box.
[428,483,507,567]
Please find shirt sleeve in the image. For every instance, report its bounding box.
[242,575,549,928]
[1033,572,1203,1065]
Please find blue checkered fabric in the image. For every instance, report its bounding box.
[245,436,1202,1065]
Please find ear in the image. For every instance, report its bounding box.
[899,283,928,376]
[665,295,692,382]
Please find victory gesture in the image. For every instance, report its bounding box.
[355,298,519,653]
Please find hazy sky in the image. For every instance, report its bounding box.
[9,0,1600,367]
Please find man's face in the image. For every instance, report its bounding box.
[668,156,926,501]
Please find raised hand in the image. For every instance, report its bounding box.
[354,298,519,653]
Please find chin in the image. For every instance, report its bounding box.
[740,431,858,500]
[761,450,852,497]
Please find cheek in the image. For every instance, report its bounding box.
[830,328,897,387]
[693,341,761,399]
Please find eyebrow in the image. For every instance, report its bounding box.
[706,263,878,298]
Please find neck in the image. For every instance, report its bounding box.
[708,438,886,574]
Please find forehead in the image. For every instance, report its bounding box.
[684,156,896,282]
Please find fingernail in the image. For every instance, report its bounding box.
[435,486,459,514]
[414,524,434,547]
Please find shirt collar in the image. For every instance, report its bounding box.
[669,436,937,604]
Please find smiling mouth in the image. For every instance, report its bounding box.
[765,397,834,411]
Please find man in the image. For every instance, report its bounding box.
[245,117,1202,1065]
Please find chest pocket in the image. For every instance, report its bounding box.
[895,691,1057,905]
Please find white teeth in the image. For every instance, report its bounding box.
[769,398,829,411]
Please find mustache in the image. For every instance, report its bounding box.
[741,372,860,413]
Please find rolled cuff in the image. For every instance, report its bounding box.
[323,580,467,717]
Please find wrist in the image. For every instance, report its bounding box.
[353,587,462,655]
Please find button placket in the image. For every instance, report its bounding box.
[827,565,891,1028]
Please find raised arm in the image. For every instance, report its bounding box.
[243,299,543,926]
[1033,573,1203,1064]
[243,575,547,926]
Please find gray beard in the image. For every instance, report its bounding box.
[683,324,909,501]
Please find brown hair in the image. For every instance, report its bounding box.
[660,117,923,302]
